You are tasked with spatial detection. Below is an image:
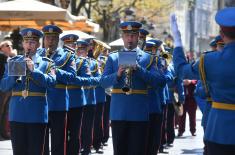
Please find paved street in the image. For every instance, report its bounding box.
[0,110,204,155]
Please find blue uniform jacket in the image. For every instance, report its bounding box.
[100,48,167,121]
[83,58,97,106]
[194,80,211,128]
[147,55,162,114]
[37,47,76,111]
[0,54,56,123]
[147,55,171,114]
[67,57,100,108]
[95,56,106,104]
[173,43,235,145]
[166,63,185,104]
[67,57,87,108]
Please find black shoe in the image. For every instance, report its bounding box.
[167,143,174,147]
[159,148,168,154]
[81,150,91,155]
[95,149,104,154]
[191,132,196,136]
[1,133,10,140]
[0,135,4,141]
[177,132,183,137]
[102,142,108,146]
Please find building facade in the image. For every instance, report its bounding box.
[174,0,219,53]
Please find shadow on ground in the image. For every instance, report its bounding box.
[181,148,203,155]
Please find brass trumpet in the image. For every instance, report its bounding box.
[93,39,111,59]
[160,46,172,66]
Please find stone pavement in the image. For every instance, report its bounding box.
[0,110,204,155]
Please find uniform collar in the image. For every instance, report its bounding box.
[49,47,62,59]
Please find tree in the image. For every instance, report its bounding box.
[40,0,175,41]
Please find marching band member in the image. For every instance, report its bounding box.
[39,25,76,155]
[100,21,167,155]
[171,8,235,155]
[79,38,99,155]
[0,28,56,155]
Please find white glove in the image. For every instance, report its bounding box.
[170,14,182,47]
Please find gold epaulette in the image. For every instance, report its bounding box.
[146,55,154,69]
[76,58,84,71]
[57,52,72,69]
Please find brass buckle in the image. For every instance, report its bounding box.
[125,89,132,95]
[22,90,28,99]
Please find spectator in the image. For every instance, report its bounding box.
[178,79,197,137]
[0,40,16,140]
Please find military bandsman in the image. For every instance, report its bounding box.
[171,7,235,155]
[0,28,56,155]
[100,21,167,155]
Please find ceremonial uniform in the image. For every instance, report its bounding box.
[100,21,167,155]
[40,25,76,155]
[0,28,56,155]
[98,56,110,147]
[143,41,171,155]
[101,47,167,155]
[171,8,235,155]
[66,39,100,155]
[194,80,206,113]
[93,55,107,153]
[165,63,184,144]
[81,57,99,155]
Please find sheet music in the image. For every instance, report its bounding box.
[118,51,137,67]
[8,61,26,76]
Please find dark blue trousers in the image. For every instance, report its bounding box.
[102,95,110,144]
[10,121,46,155]
[166,104,175,144]
[66,107,83,155]
[111,121,148,155]
[93,102,104,150]
[44,111,67,155]
[81,105,96,154]
[160,105,167,150]
[146,113,163,155]
[207,141,235,155]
